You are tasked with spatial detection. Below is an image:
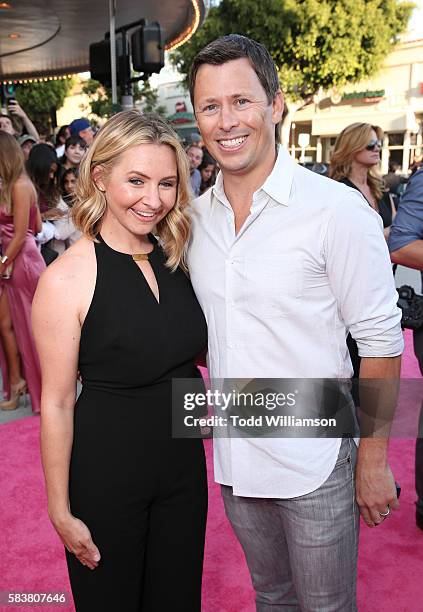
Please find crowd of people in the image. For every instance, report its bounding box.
[0,108,94,410]
[0,33,422,610]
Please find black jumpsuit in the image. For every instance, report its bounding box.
[65,234,208,611]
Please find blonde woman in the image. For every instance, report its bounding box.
[0,131,44,412]
[32,111,208,611]
[330,122,397,396]
[330,122,396,239]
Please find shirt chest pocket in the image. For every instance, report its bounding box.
[243,256,304,318]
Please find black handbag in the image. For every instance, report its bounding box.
[41,242,58,266]
[397,285,423,330]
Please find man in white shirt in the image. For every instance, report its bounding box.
[187,35,403,611]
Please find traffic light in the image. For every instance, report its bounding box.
[131,22,164,74]
[89,36,130,89]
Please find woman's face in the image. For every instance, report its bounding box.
[49,162,58,180]
[66,143,86,166]
[98,143,178,237]
[64,173,77,195]
[354,129,382,168]
[201,164,215,182]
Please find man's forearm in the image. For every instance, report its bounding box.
[391,240,423,269]
[358,356,401,440]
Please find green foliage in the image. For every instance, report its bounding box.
[171,0,414,101]
[15,78,73,121]
[82,78,166,119]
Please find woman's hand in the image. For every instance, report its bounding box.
[51,513,101,570]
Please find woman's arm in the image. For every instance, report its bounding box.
[0,181,30,275]
[32,250,101,570]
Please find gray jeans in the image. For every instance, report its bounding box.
[221,437,359,612]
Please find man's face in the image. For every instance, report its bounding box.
[193,58,283,177]
[79,127,94,146]
[187,145,203,171]
[0,116,15,135]
[21,140,34,160]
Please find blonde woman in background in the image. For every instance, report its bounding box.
[330,122,397,396]
[32,111,208,612]
[330,122,397,240]
[0,131,45,412]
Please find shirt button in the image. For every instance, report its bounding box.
[228,343,234,349]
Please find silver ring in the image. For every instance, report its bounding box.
[379,507,390,517]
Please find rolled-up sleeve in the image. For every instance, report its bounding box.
[325,191,403,358]
[388,169,423,253]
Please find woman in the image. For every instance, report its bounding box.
[59,135,86,174]
[199,154,216,195]
[32,111,208,611]
[0,131,45,413]
[60,167,78,205]
[28,144,79,255]
[330,122,397,239]
[330,122,397,395]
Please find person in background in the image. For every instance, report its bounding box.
[388,167,423,532]
[60,167,78,205]
[384,160,402,195]
[330,123,397,240]
[69,118,94,147]
[0,100,39,141]
[59,135,86,178]
[18,134,37,161]
[0,131,45,413]
[330,123,398,391]
[187,144,203,196]
[26,143,61,215]
[199,154,216,194]
[55,125,70,158]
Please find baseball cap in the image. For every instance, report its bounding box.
[18,134,37,146]
[69,118,91,136]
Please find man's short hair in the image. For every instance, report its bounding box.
[189,34,282,143]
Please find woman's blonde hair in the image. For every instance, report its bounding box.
[0,131,25,214]
[329,122,384,202]
[73,110,192,271]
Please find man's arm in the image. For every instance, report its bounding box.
[355,356,401,527]
[389,169,423,268]
[325,190,404,527]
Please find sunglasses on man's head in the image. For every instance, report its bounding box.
[366,139,382,151]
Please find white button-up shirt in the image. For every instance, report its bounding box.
[187,146,404,498]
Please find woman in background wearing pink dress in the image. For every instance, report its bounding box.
[0,131,45,412]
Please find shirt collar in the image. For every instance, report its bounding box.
[212,145,295,207]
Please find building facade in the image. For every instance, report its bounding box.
[290,36,423,173]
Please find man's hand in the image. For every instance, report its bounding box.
[355,441,399,527]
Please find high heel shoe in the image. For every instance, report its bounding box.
[0,379,28,410]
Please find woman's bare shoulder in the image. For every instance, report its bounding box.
[37,236,96,295]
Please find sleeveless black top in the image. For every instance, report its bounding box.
[74,234,207,438]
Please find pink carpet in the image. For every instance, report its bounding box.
[0,330,421,611]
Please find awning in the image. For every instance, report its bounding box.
[311,109,419,136]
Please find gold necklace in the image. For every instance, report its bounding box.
[132,253,149,261]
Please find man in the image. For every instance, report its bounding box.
[187,143,203,196]
[18,134,37,160]
[69,117,94,146]
[389,167,423,531]
[0,99,39,141]
[187,35,403,611]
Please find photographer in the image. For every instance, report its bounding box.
[389,167,423,531]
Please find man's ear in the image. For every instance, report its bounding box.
[272,90,284,125]
[92,166,105,192]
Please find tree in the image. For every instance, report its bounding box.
[15,78,73,131]
[171,0,414,144]
[81,78,166,120]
